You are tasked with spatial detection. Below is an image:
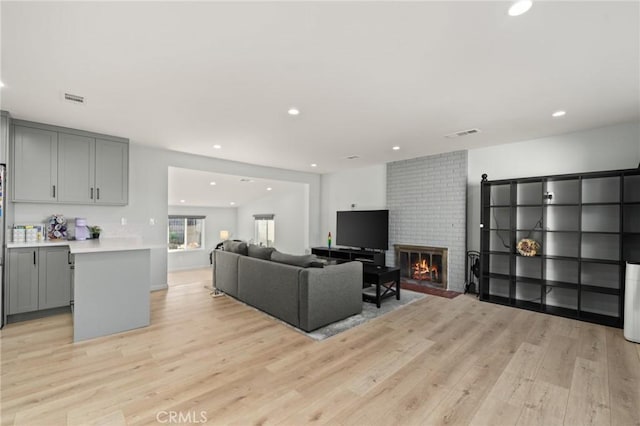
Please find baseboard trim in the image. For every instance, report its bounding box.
[151,283,169,292]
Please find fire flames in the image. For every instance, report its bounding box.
[412,259,439,281]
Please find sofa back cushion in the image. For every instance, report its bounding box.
[237,256,300,327]
[271,251,320,268]
[248,244,275,260]
[223,240,248,255]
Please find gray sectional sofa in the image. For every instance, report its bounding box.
[214,245,363,332]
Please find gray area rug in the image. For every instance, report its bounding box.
[304,289,426,341]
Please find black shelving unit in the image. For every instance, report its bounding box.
[479,168,640,328]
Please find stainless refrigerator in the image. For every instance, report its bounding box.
[0,164,6,328]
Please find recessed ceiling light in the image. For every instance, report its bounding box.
[552,110,566,118]
[392,146,400,151]
[0,81,4,88]
[209,181,216,186]
[230,201,235,206]
[266,187,273,191]
[180,199,185,203]
[213,144,222,149]
[310,163,317,168]
[288,108,300,116]
[508,0,532,16]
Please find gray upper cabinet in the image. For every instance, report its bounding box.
[38,247,71,310]
[58,132,95,204]
[95,139,128,205]
[10,120,128,205]
[12,125,58,202]
[8,248,39,314]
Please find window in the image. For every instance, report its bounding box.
[168,216,204,251]
[254,214,275,247]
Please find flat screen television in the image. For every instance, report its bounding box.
[336,210,389,250]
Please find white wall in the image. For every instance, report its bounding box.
[12,144,321,290]
[320,164,387,247]
[167,205,236,272]
[467,121,640,252]
[236,183,309,254]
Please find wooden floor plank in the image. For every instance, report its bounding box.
[1,268,638,425]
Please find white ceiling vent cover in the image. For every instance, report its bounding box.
[445,128,481,138]
[64,93,86,105]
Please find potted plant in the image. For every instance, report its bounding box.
[89,225,102,239]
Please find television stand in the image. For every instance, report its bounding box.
[311,247,385,266]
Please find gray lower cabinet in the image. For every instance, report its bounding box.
[7,248,39,314]
[38,247,72,310]
[12,125,58,203]
[7,247,71,315]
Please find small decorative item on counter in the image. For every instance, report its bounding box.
[328,231,332,249]
[516,238,541,256]
[13,225,44,243]
[89,225,102,239]
[48,214,68,240]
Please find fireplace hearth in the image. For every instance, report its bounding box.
[395,245,448,289]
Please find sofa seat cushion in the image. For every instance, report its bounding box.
[271,251,319,268]
[248,244,275,260]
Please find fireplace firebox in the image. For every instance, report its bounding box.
[395,245,448,289]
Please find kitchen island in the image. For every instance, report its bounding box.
[7,238,152,342]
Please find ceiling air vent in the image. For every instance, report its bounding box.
[345,155,360,160]
[445,128,481,138]
[64,93,86,105]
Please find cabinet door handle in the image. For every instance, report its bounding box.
[52,185,56,198]
[90,187,94,199]
[33,251,36,265]
[97,188,100,200]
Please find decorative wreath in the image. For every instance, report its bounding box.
[517,238,540,257]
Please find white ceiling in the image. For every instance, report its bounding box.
[1,2,639,174]
[168,167,305,207]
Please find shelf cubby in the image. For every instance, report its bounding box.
[582,205,620,232]
[582,176,620,203]
[581,234,619,261]
[545,258,579,284]
[516,256,541,279]
[490,184,511,206]
[545,206,580,231]
[624,175,640,202]
[489,207,510,229]
[517,181,543,205]
[545,232,579,258]
[580,291,619,318]
[581,262,620,289]
[546,179,580,205]
[623,205,640,233]
[546,287,578,311]
[489,253,510,275]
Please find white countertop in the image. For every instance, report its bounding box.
[7,238,160,254]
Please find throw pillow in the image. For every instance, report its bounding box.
[222,240,248,255]
[271,251,319,268]
[248,244,275,260]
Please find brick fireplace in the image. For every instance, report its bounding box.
[395,245,448,289]
[386,150,467,292]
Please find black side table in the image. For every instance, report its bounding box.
[362,265,401,308]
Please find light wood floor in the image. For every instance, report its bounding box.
[1,268,639,425]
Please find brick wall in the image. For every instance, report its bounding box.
[386,150,468,291]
